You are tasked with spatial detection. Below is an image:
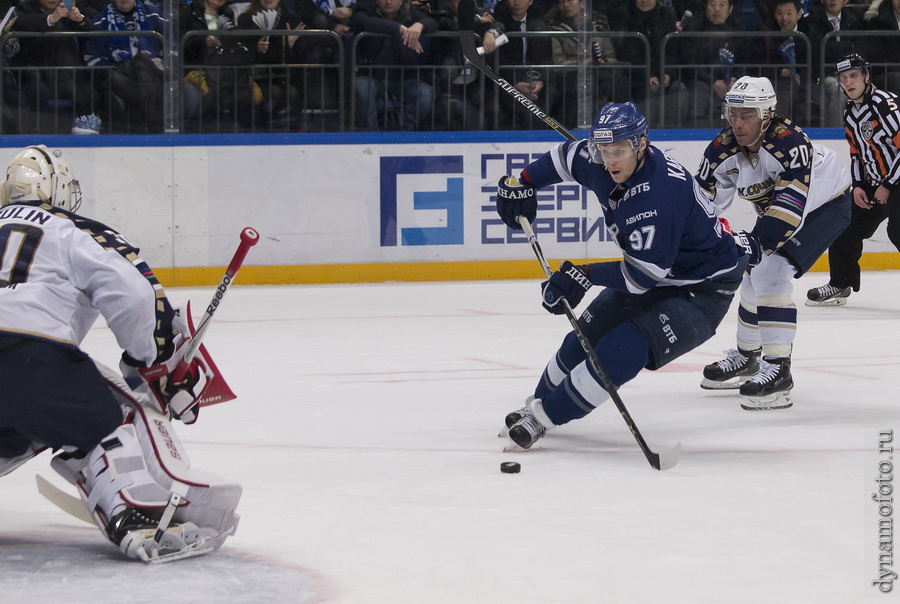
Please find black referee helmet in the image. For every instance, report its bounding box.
[836,52,869,75]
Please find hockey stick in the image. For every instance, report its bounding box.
[171,227,260,383]
[518,218,681,470]
[456,0,576,142]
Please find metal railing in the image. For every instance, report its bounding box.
[1,28,894,134]
[181,29,344,133]
[1,30,165,135]
[662,30,815,128]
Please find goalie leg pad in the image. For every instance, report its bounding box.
[65,405,241,561]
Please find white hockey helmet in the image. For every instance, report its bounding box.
[724,76,777,121]
[1,145,82,212]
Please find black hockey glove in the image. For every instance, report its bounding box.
[541,261,592,315]
[734,230,762,268]
[496,174,536,231]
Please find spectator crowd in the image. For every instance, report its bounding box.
[0,0,894,133]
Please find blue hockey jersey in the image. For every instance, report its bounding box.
[521,141,740,294]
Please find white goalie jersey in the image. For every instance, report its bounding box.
[0,200,176,365]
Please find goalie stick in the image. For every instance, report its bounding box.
[172,227,260,383]
[455,1,679,469]
[156,227,257,551]
[137,227,259,409]
[35,474,93,524]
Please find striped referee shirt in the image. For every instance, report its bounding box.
[844,84,900,190]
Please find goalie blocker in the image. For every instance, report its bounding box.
[52,361,242,563]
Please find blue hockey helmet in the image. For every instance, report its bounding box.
[589,102,648,163]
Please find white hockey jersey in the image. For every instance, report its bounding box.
[0,201,176,366]
[695,117,850,254]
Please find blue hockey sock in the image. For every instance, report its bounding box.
[541,322,650,425]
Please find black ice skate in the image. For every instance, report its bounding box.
[508,408,548,450]
[739,357,793,410]
[700,348,761,390]
[498,396,534,438]
[805,283,851,306]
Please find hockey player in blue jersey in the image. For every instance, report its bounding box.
[495,102,748,450]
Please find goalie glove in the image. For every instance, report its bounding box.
[496,173,537,231]
[541,261,592,315]
[122,338,211,424]
[120,305,211,424]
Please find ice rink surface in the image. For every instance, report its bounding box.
[2,270,900,603]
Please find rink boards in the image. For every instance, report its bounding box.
[0,130,894,286]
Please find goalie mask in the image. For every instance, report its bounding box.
[1,145,82,212]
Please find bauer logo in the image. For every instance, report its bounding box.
[380,156,465,246]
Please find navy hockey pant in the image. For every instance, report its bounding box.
[0,335,123,457]
[535,261,745,425]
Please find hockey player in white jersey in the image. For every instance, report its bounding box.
[695,77,852,410]
[0,145,241,562]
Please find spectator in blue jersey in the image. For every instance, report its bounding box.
[807,54,900,306]
[82,0,172,132]
[493,102,747,450]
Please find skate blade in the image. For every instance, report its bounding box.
[804,298,848,307]
[503,439,528,453]
[741,391,793,411]
[143,542,217,564]
[700,377,748,390]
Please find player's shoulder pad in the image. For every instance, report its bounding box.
[64,211,141,257]
[703,127,740,165]
[762,117,811,164]
[570,138,591,159]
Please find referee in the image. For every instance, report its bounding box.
[807,53,900,306]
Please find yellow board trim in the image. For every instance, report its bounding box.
[153,253,900,288]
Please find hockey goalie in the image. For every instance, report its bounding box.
[0,145,241,563]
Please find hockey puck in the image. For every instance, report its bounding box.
[500,461,521,474]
